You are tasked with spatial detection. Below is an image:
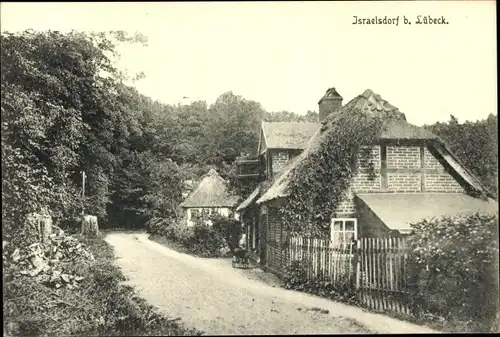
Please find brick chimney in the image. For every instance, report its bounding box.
[318,87,343,122]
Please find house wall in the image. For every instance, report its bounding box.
[263,206,288,277]
[333,144,465,218]
[353,145,382,192]
[268,149,302,177]
[387,146,420,169]
[423,148,464,192]
[387,145,463,193]
[335,146,381,217]
[185,207,236,227]
[242,205,260,252]
[261,149,302,178]
[271,150,290,175]
[256,142,469,278]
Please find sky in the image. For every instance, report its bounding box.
[1,1,497,125]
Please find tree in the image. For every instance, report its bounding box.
[1,29,153,231]
[424,114,498,198]
[265,110,319,122]
[204,92,265,166]
[108,151,183,229]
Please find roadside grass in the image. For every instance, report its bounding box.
[3,232,203,337]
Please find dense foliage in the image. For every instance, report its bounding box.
[2,29,319,233]
[424,114,498,198]
[407,213,499,332]
[280,109,383,237]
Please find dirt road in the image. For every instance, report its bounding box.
[106,232,437,335]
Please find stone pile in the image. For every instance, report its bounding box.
[3,228,95,289]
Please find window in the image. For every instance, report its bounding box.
[331,218,358,245]
[191,209,201,220]
[201,208,211,219]
[189,209,202,226]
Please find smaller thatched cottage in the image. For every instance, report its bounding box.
[179,168,239,226]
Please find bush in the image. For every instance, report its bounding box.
[147,217,194,247]
[189,222,227,257]
[149,214,241,258]
[210,214,243,252]
[164,220,195,246]
[408,213,499,332]
[147,217,170,236]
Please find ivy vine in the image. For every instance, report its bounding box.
[279,108,384,237]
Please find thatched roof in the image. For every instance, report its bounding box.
[179,169,239,208]
[256,89,492,204]
[261,121,320,150]
[344,89,438,140]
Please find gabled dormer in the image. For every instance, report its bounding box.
[257,121,321,179]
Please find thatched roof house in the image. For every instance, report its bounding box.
[180,168,239,208]
[235,87,497,276]
[180,168,239,226]
[256,89,493,204]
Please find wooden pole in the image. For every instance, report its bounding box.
[81,171,86,217]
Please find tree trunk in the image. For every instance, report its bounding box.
[81,215,99,236]
[39,214,52,242]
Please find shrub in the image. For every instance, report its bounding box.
[147,217,170,236]
[148,214,244,258]
[280,108,383,236]
[164,220,195,246]
[189,222,227,257]
[147,217,195,247]
[408,213,499,332]
[210,214,243,252]
[145,217,160,234]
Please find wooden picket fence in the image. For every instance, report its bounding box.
[358,237,412,315]
[288,235,412,316]
[288,236,356,288]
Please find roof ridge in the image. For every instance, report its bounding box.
[207,168,219,176]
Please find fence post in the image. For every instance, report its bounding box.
[355,239,361,291]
